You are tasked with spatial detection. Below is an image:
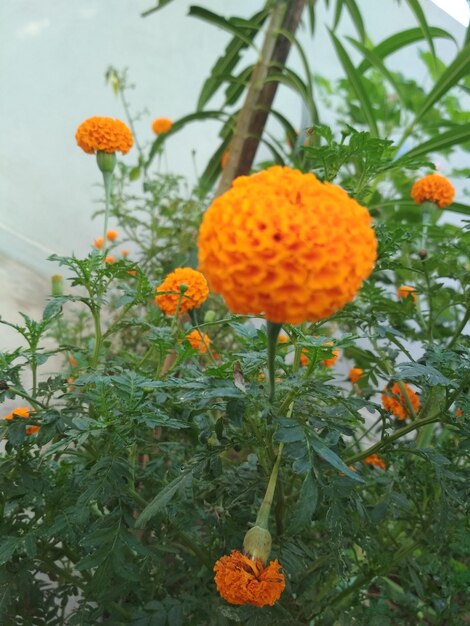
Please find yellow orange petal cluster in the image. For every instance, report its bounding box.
[349,367,364,383]
[198,166,377,324]
[214,550,285,607]
[76,116,133,154]
[382,382,419,421]
[397,285,417,303]
[106,229,118,241]
[93,237,104,250]
[364,454,386,470]
[155,268,209,316]
[4,407,39,435]
[411,174,455,209]
[186,329,211,354]
[152,117,173,134]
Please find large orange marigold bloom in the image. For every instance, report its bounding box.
[152,117,173,134]
[155,268,209,316]
[76,116,133,154]
[198,166,377,324]
[4,407,39,435]
[411,174,455,209]
[382,382,420,421]
[186,329,211,354]
[214,550,285,607]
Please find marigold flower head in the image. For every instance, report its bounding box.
[76,116,133,154]
[155,267,209,316]
[93,237,104,250]
[198,166,377,324]
[349,367,364,383]
[214,550,285,607]
[397,285,417,303]
[121,249,129,257]
[106,229,118,241]
[364,454,386,470]
[4,407,39,435]
[104,255,116,264]
[382,382,419,421]
[152,117,173,134]
[185,329,211,354]
[456,407,463,417]
[411,174,455,208]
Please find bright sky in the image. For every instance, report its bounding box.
[430,0,470,25]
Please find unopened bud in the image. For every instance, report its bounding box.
[204,310,216,323]
[96,150,117,174]
[418,249,427,260]
[51,274,64,296]
[179,283,189,293]
[243,525,272,564]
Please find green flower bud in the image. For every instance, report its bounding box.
[51,274,64,297]
[243,525,272,564]
[96,150,117,174]
[204,310,216,323]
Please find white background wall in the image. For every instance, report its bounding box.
[0,0,468,282]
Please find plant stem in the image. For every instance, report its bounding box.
[102,170,113,247]
[90,305,102,369]
[255,441,284,529]
[267,321,282,402]
[447,298,470,349]
[7,387,47,410]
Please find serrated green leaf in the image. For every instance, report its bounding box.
[0,537,20,565]
[135,473,192,527]
[287,472,318,535]
[310,435,365,482]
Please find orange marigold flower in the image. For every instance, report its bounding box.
[411,174,455,209]
[106,229,118,241]
[456,407,463,417]
[278,334,289,344]
[76,116,133,154]
[4,407,39,435]
[198,166,377,324]
[155,267,209,316]
[93,237,104,250]
[121,249,129,257]
[128,269,137,277]
[152,117,173,134]
[186,329,211,354]
[69,356,78,368]
[382,382,420,421]
[364,454,386,470]
[349,367,364,383]
[104,255,116,264]
[214,550,285,607]
[397,285,417,303]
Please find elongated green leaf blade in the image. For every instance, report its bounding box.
[401,123,470,160]
[344,0,365,42]
[188,6,260,48]
[135,473,192,527]
[287,472,319,534]
[329,31,378,136]
[406,0,436,60]
[310,435,365,482]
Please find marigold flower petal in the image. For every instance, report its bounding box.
[186,329,211,354]
[76,116,133,154]
[382,382,419,421]
[198,166,377,324]
[4,407,39,435]
[104,255,116,264]
[349,367,364,383]
[214,550,285,607]
[106,229,118,241]
[93,237,104,250]
[155,268,209,316]
[411,174,455,208]
[364,454,386,470]
[152,117,173,134]
[397,285,417,303]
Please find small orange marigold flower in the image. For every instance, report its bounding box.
[214,550,285,607]
[4,407,39,435]
[105,255,116,264]
[106,229,118,241]
[152,117,173,134]
[155,267,209,316]
[456,407,463,417]
[76,116,133,154]
[93,237,104,250]
[349,367,364,383]
[198,166,377,324]
[382,382,420,421]
[411,174,455,209]
[121,249,129,257]
[364,454,386,470]
[397,285,417,303]
[186,329,211,354]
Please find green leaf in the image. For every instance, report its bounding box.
[188,6,260,49]
[401,123,470,161]
[0,537,20,565]
[344,0,365,42]
[141,0,175,17]
[405,0,436,61]
[287,472,319,534]
[309,435,365,482]
[357,27,456,74]
[135,473,192,527]
[274,418,306,443]
[329,31,378,136]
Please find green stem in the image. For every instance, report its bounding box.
[447,298,470,349]
[7,387,47,410]
[256,442,284,529]
[90,306,102,369]
[102,170,113,248]
[267,321,282,402]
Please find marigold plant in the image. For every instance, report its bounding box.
[382,382,420,421]
[155,267,209,316]
[198,166,377,324]
[411,173,455,208]
[75,116,133,154]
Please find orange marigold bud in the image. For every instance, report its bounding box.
[198,166,377,324]
[382,382,420,421]
[104,255,116,264]
[121,249,129,257]
[364,454,386,470]
[185,329,211,354]
[76,116,133,154]
[151,117,173,134]
[106,229,118,241]
[397,285,417,304]
[214,550,285,607]
[93,237,104,250]
[155,268,209,316]
[411,174,455,209]
[349,367,364,383]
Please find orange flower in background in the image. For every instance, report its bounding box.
[198,166,377,324]
[214,550,285,607]
[456,407,463,417]
[155,268,209,316]
[186,329,211,354]
[152,117,173,134]
[411,174,455,208]
[397,285,417,303]
[382,382,420,421]
[93,237,104,250]
[300,341,339,368]
[4,407,39,435]
[106,229,118,241]
[121,249,129,257]
[76,116,133,154]
[364,454,386,470]
[104,255,116,264]
[68,356,78,368]
[349,367,364,383]
[278,334,289,344]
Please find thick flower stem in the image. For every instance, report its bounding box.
[267,321,282,402]
[90,305,103,369]
[101,170,113,248]
[255,441,284,530]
